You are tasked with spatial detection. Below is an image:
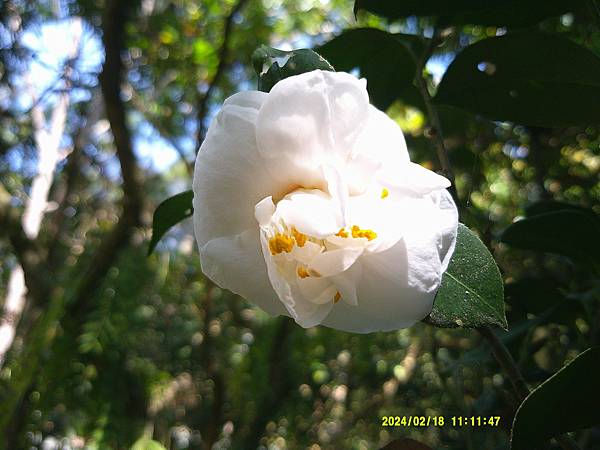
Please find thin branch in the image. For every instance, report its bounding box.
[478,326,530,400]
[195,0,249,151]
[414,28,457,202]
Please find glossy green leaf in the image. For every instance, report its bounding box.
[148,190,194,256]
[435,32,600,127]
[426,224,506,329]
[354,0,582,27]
[317,28,418,111]
[500,208,600,266]
[252,45,334,93]
[511,347,600,450]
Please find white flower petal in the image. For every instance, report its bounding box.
[321,240,435,333]
[343,153,382,195]
[323,163,350,225]
[259,232,332,327]
[432,189,459,273]
[255,196,276,227]
[330,261,361,306]
[380,162,451,196]
[401,192,458,293]
[200,229,287,316]
[289,295,334,328]
[275,189,343,238]
[255,70,369,189]
[296,276,338,305]
[351,105,409,168]
[309,247,364,277]
[223,90,267,109]
[193,91,277,245]
[347,187,403,254]
[291,240,323,265]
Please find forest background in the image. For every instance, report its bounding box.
[1,0,599,449]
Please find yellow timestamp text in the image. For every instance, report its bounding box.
[380,416,501,427]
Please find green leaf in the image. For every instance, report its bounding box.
[505,278,565,316]
[354,0,583,27]
[505,277,584,328]
[317,28,418,111]
[435,32,600,127]
[525,200,600,225]
[131,437,167,450]
[426,223,506,329]
[147,190,194,256]
[500,209,600,266]
[510,347,600,450]
[252,45,334,93]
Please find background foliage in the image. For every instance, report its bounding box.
[0,0,599,449]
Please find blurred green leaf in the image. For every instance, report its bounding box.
[252,45,334,92]
[193,38,216,65]
[505,278,565,316]
[435,32,600,127]
[505,277,584,331]
[510,347,600,450]
[131,437,167,450]
[500,208,600,267]
[525,200,600,225]
[148,190,194,256]
[426,224,507,329]
[318,28,418,111]
[354,0,582,27]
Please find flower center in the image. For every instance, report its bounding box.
[257,187,383,308]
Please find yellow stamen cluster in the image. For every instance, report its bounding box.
[351,225,377,241]
[268,233,295,255]
[297,266,310,279]
[336,226,377,241]
[334,291,341,303]
[268,227,308,255]
[381,188,389,199]
[291,227,307,247]
[335,228,349,238]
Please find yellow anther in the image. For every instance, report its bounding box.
[335,228,349,238]
[351,225,377,241]
[297,266,310,279]
[291,227,307,247]
[268,233,295,255]
[334,291,341,303]
[381,188,389,199]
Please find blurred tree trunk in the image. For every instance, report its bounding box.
[0,18,82,368]
[0,2,143,443]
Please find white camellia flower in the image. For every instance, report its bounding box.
[193,69,458,333]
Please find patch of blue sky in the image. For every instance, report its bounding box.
[16,17,184,173]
